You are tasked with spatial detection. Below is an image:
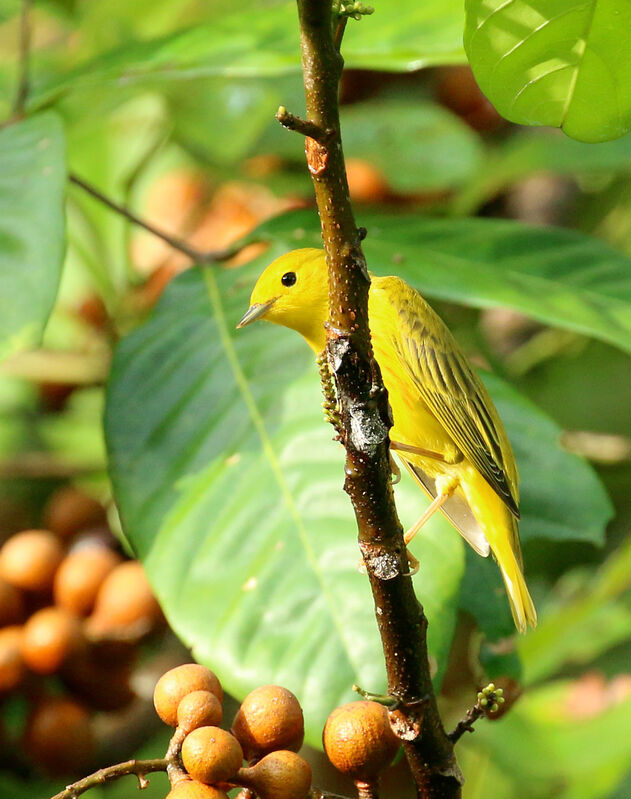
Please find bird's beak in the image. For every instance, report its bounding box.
[236,299,276,329]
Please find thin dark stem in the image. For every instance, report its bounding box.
[447,706,485,744]
[50,758,168,799]
[333,16,347,50]
[12,0,32,117]
[68,174,242,265]
[291,2,460,797]
[448,685,504,743]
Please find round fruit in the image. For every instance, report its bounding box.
[345,158,389,203]
[43,486,107,539]
[154,663,223,727]
[54,546,122,616]
[0,626,25,693]
[22,607,84,675]
[323,701,399,780]
[181,726,243,785]
[167,780,230,799]
[231,685,304,760]
[0,530,64,592]
[24,697,95,776]
[236,750,311,799]
[0,576,25,626]
[87,561,162,635]
[177,690,223,734]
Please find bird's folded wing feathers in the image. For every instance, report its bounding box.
[397,331,520,518]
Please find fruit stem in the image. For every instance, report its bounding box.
[166,726,188,786]
[355,781,379,799]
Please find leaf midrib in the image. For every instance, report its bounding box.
[201,267,367,682]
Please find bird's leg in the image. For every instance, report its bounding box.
[404,474,459,546]
[390,440,448,462]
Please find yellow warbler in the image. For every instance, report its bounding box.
[238,249,536,633]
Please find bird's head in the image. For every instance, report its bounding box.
[237,248,329,352]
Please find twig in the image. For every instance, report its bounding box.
[68,174,242,265]
[290,2,461,797]
[276,107,332,142]
[448,685,505,743]
[447,706,484,744]
[50,758,168,799]
[12,0,31,117]
[333,16,347,50]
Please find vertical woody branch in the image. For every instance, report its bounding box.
[288,1,462,796]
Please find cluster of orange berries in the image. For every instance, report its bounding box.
[153,664,311,799]
[154,663,402,799]
[0,486,163,775]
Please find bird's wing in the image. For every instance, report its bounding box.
[395,301,520,517]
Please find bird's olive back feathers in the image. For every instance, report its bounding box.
[371,275,520,518]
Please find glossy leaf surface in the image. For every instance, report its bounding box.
[464,0,631,142]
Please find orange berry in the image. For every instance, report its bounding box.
[323,701,399,780]
[54,547,122,616]
[43,487,107,539]
[0,575,25,626]
[231,685,304,760]
[182,726,243,785]
[167,780,230,799]
[236,750,311,799]
[154,663,223,727]
[0,530,64,592]
[177,690,223,734]
[24,697,94,776]
[21,607,84,675]
[0,626,25,693]
[87,561,162,635]
[346,158,389,203]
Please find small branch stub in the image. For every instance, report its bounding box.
[275,107,332,144]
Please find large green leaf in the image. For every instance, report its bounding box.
[106,226,612,737]
[32,0,465,107]
[464,0,631,143]
[105,256,465,746]
[247,209,631,354]
[0,113,66,359]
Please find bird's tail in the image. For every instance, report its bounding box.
[493,517,537,634]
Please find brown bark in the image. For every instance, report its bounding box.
[292,2,462,796]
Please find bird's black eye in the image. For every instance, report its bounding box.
[281,271,297,287]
